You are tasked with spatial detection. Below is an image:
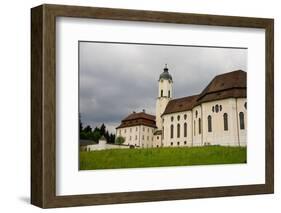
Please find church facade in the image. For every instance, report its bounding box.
[116,66,247,148]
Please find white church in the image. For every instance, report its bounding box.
[116,65,247,148]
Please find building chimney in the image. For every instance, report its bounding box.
[133,111,136,114]
[142,109,146,113]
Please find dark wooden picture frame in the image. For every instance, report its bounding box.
[31,4,274,208]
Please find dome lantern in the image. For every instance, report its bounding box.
[159,64,172,81]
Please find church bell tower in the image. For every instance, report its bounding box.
[156,64,173,130]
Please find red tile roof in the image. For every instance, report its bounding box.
[162,95,199,115]
[162,70,246,115]
[197,70,246,103]
[116,112,156,129]
[122,112,155,122]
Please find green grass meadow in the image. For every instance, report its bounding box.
[79,146,247,170]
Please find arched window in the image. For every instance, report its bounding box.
[162,127,164,139]
[184,122,187,137]
[239,112,245,129]
[215,104,219,113]
[170,124,174,138]
[223,113,228,131]
[177,123,180,138]
[177,115,180,121]
[198,118,201,134]
[161,90,163,97]
[208,115,212,132]
[194,120,196,136]
[168,90,170,98]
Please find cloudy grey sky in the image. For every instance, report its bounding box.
[79,42,247,134]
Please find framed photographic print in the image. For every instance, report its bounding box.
[31,4,274,208]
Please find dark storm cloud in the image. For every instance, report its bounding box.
[79,42,247,133]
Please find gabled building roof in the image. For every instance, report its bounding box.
[196,70,246,104]
[116,111,157,129]
[162,70,246,115]
[122,111,155,122]
[162,95,199,116]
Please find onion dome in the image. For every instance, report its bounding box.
[159,64,172,81]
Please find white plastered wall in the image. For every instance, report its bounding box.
[162,111,193,147]
[116,125,155,147]
[161,98,247,147]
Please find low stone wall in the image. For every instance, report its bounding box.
[82,143,131,151]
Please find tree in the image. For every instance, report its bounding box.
[79,113,83,132]
[79,122,116,143]
[80,131,88,140]
[109,133,115,144]
[100,123,106,136]
[91,131,101,142]
[84,125,92,133]
[104,130,110,143]
[115,136,125,145]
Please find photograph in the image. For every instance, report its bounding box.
[30,3,274,208]
[78,41,247,170]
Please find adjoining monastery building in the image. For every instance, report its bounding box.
[116,65,247,148]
